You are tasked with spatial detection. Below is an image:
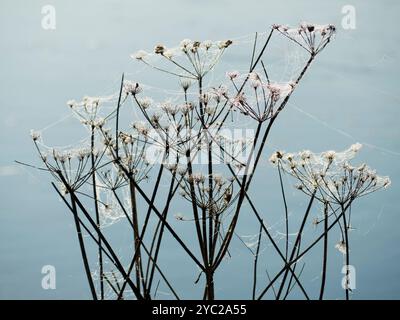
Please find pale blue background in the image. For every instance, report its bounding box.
[0,0,399,299]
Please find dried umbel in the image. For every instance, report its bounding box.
[98,168,127,191]
[273,22,336,55]
[132,38,234,79]
[112,131,152,182]
[32,142,98,193]
[227,71,295,122]
[67,96,111,127]
[179,172,234,215]
[269,143,391,204]
[30,130,41,142]
[214,132,254,168]
[124,81,142,96]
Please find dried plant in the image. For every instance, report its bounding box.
[22,23,390,300]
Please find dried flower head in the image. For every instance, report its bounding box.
[274,22,335,55]
[132,50,148,60]
[124,81,142,96]
[270,143,390,204]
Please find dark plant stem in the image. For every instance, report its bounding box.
[146,171,176,297]
[90,125,103,299]
[277,163,289,260]
[114,186,179,300]
[252,222,263,300]
[283,237,302,300]
[206,139,215,300]
[143,162,166,297]
[319,202,329,300]
[129,179,143,293]
[123,167,205,270]
[115,73,124,157]
[70,194,97,300]
[56,190,117,266]
[342,203,350,300]
[185,152,208,267]
[213,122,262,270]
[276,192,316,299]
[198,70,216,299]
[227,166,309,298]
[53,175,144,300]
[258,200,352,300]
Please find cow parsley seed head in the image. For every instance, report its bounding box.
[119,132,133,145]
[248,72,262,83]
[30,130,41,141]
[323,150,336,162]
[383,177,391,189]
[285,153,294,161]
[67,99,77,108]
[154,44,166,54]
[300,150,312,160]
[189,173,206,184]
[357,163,366,172]
[350,142,362,153]
[137,97,153,109]
[132,121,149,136]
[335,241,347,255]
[275,22,335,55]
[205,106,216,116]
[202,40,213,50]
[180,79,191,92]
[267,82,294,100]
[212,173,225,186]
[132,50,148,60]
[179,39,192,52]
[218,39,233,49]
[231,92,246,107]
[191,41,201,53]
[161,101,178,116]
[163,49,175,59]
[269,153,278,164]
[250,79,261,89]
[213,85,228,100]
[179,102,193,115]
[271,144,391,204]
[124,81,142,95]
[83,96,100,108]
[226,71,240,80]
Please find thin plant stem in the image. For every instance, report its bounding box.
[252,222,263,300]
[90,125,104,299]
[278,163,289,260]
[319,202,329,300]
[227,164,309,298]
[283,237,303,300]
[213,122,262,270]
[258,200,353,300]
[53,175,144,300]
[146,171,177,297]
[115,73,124,157]
[342,203,350,300]
[128,179,144,292]
[276,191,316,299]
[70,193,98,300]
